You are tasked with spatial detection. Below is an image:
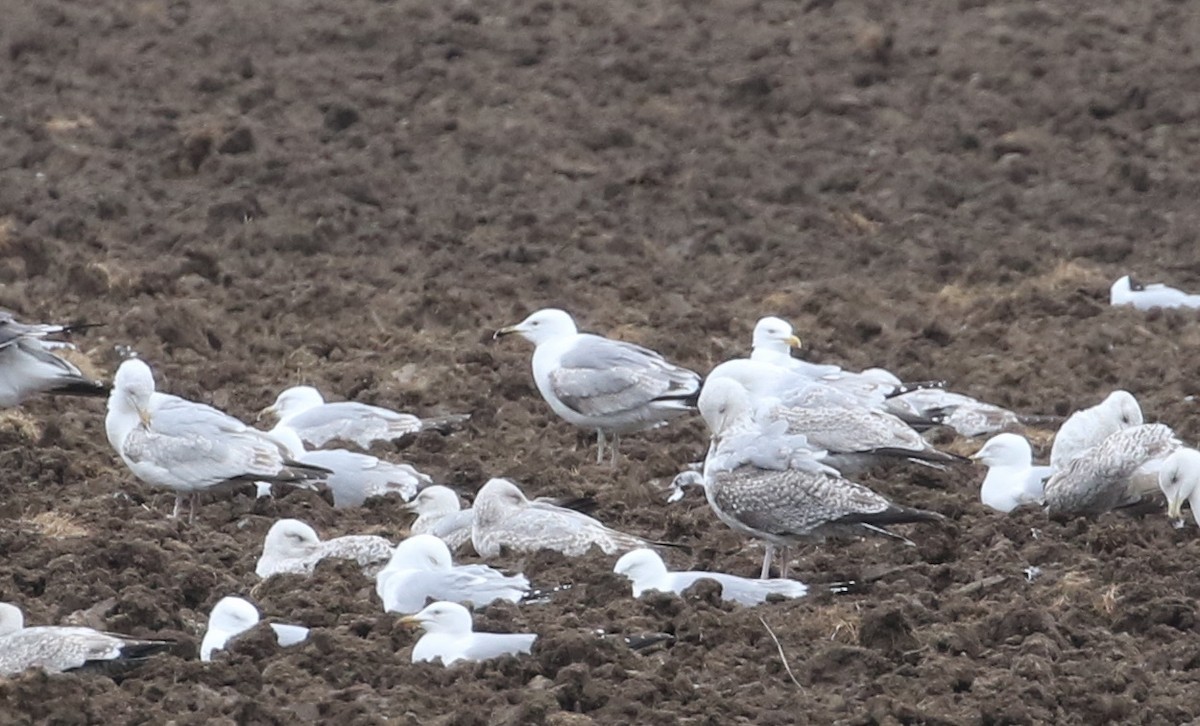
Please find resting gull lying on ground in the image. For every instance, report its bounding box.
[375,534,529,614]
[0,311,107,408]
[105,359,328,522]
[0,602,172,676]
[494,308,701,465]
[405,485,475,551]
[1050,390,1143,470]
[1110,274,1200,310]
[255,518,394,579]
[1043,423,1180,517]
[971,433,1054,513]
[200,597,309,662]
[614,548,808,605]
[260,385,469,449]
[399,601,536,666]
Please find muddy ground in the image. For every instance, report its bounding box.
[2,0,1200,723]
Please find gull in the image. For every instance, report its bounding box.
[1050,390,1143,469]
[1159,448,1200,527]
[0,311,107,408]
[266,424,431,507]
[374,534,529,614]
[494,308,701,464]
[255,519,394,579]
[471,477,655,558]
[0,602,172,676]
[883,387,1021,437]
[693,378,944,578]
[614,549,808,605]
[200,597,309,662]
[405,485,474,551]
[1043,423,1180,516]
[399,601,536,666]
[971,434,1054,513]
[260,385,469,449]
[104,359,329,522]
[1110,274,1200,310]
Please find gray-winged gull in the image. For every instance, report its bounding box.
[693,378,944,578]
[399,601,536,666]
[494,308,701,464]
[261,385,469,449]
[1111,275,1200,310]
[971,433,1054,513]
[471,477,654,558]
[405,485,474,551]
[1044,423,1180,516]
[375,534,529,614]
[255,519,394,579]
[1050,390,1143,470]
[200,596,309,662]
[267,424,431,507]
[1159,448,1200,526]
[0,602,172,676]
[0,312,107,408]
[105,359,329,522]
[614,548,807,605]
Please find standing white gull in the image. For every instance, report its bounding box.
[971,434,1054,513]
[471,478,655,558]
[1159,448,1200,526]
[1044,423,1180,516]
[1110,275,1200,310]
[375,534,529,614]
[260,385,469,449]
[200,597,309,662]
[494,308,701,464]
[1050,390,1143,470]
[405,485,474,551]
[255,518,394,579]
[693,378,944,578]
[104,359,329,522]
[0,312,107,408]
[614,549,808,605]
[399,601,536,666]
[0,602,172,676]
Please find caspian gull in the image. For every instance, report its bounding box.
[200,596,309,662]
[971,433,1053,513]
[694,378,944,578]
[255,518,394,579]
[1043,423,1180,516]
[0,602,172,676]
[1050,390,1143,470]
[375,534,529,613]
[261,385,469,449]
[614,548,807,605]
[471,477,653,558]
[399,601,536,666]
[104,359,328,522]
[494,308,701,464]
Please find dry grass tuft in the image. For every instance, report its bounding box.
[0,410,42,443]
[45,115,95,132]
[24,510,89,539]
[800,602,862,643]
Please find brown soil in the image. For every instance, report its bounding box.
[2,0,1200,723]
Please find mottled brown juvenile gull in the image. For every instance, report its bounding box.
[1044,423,1180,517]
[1159,448,1200,526]
[200,597,309,662]
[255,518,394,579]
[614,548,807,605]
[0,311,107,408]
[399,601,536,666]
[105,359,328,522]
[693,378,944,578]
[405,485,474,551]
[261,385,469,449]
[971,433,1053,513]
[0,602,172,676]
[471,477,652,558]
[375,535,529,614]
[882,385,1021,437]
[494,308,701,464]
[1050,390,1143,470]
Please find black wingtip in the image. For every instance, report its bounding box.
[48,379,110,399]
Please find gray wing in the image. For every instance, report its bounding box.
[549,334,700,417]
[286,402,422,448]
[0,627,128,675]
[669,572,807,605]
[489,506,648,556]
[298,449,428,507]
[711,467,893,538]
[421,510,475,550]
[768,404,929,455]
[1044,424,1180,515]
[460,633,537,662]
